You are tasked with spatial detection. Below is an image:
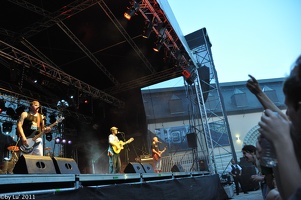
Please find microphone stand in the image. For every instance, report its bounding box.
[121,132,130,164]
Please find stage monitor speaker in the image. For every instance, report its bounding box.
[52,157,80,174]
[141,163,154,173]
[124,162,145,173]
[171,164,184,172]
[13,155,56,174]
[186,133,197,148]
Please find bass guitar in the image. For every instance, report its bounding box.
[153,147,167,161]
[20,116,64,154]
[112,137,134,154]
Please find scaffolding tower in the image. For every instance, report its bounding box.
[183,28,236,174]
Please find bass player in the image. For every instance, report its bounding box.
[151,136,166,173]
[17,100,51,156]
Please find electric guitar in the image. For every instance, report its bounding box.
[20,116,64,154]
[112,137,134,154]
[153,147,167,161]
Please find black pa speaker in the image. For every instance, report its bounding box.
[186,133,197,148]
[198,66,210,104]
[124,162,145,173]
[141,163,154,173]
[171,164,184,172]
[52,157,80,174]
[13,155,56,174]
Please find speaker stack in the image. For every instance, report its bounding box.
[171,164,184,172]
[186,133,197,148]
[124,162,154,173]
[13,154,80,174]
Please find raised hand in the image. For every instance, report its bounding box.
[246,74,262,94]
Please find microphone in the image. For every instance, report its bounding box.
[118,131,124,134]
[158,141,162,143]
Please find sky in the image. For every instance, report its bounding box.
[143,0,301,89]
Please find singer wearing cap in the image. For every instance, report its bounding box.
[108,126,122,174]
[17,100,52,156]
[151,137,166,173]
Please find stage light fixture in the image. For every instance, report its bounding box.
[153,37,165,52]
[182,65,197,85]
[124,1,139,20]
[46,133,53,142]
[2,121,13,134]
[16,105,25,116]
[142,21,153,39]
[57,99,69,107]
[55,137,61,144]
[156,23,167,36]
[6,107,18,120]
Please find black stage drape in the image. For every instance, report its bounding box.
[36,174,228,200]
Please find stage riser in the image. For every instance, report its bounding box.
[0,174,228,200]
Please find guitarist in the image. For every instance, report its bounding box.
[151,136,166,173]
[17,100,51,156]
[108,126,121,174]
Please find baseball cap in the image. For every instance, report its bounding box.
[110,126,118,131]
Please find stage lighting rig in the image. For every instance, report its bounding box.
[2,121,13,134]
[124,1,140,20]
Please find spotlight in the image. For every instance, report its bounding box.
[62,139,66,144]
[16,105,25,116]
[57,100,69,107]
[67,140,72,145]
[124,1,139,20]
[55,137,61,144]
[156,23,166,36]
[6,107,18,120]
[46,133,53,142]
[2,121,13,134]
[142,21,153,39]
[153,37,165,52]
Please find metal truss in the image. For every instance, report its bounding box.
[7,0,120,86]
[103,67,182,94]
[0,40,125,108]
[7,0,101,39]
[97,1,156,74]
[1,0,191,105]
[0,81,93,124]
[138,0,190,69]
[184,28,235,174]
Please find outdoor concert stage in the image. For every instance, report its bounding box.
[0,171,228,199]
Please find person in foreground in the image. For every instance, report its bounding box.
[258,54,301,200]
[246,74,281,199]
[242,144,269,199]
[17,100,51,156]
